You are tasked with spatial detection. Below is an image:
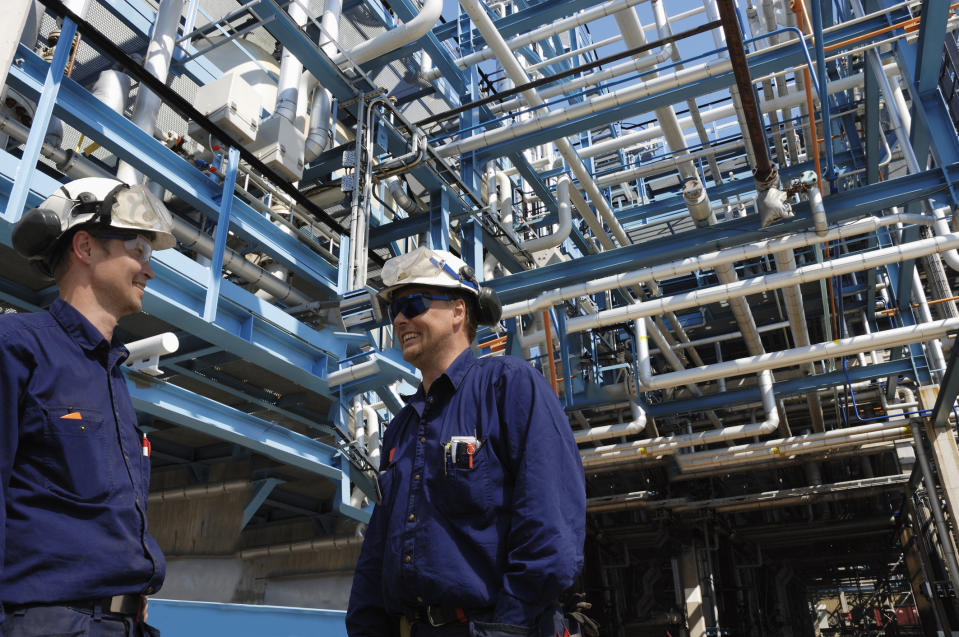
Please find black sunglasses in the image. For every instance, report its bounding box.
[388,293,451,322]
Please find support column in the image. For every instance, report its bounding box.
[677,544,707,637]
[920,385,959,563]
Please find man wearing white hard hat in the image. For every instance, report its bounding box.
[0,178,173,636]
[347,246,586,637]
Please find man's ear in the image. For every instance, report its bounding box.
[72,230,98,265]
[452,296,467,326]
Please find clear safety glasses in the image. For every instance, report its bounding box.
[98,233,154,265]
[388,293,451,322]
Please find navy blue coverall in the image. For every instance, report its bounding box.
[0,299,165,636]
[347,348,586,636]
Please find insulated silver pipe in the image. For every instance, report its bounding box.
[458,0,631,248]
[566,231,959,336]
[117,0,185,185]
[503,214,934,320]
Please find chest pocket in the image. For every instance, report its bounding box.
[41,406,116,501]
[431,441,492,519]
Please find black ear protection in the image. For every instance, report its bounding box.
[12,207,63,266]
[11,185,127,277]
[457,265,503,326]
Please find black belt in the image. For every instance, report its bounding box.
[404,605,485,627]
[6,595,145,618]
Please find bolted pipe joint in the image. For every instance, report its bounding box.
[683,178,713,226]
[755,166,794,228]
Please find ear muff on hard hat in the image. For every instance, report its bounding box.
[457,264,502,326]
[11,207,64,266]
[475,286,502,326]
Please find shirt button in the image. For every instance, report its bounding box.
[420,436,426,443]
[417,596,424,603]
[124,454,130,461]
[405,555,412,563]
[408,513,415,522]
[414,474,421,481]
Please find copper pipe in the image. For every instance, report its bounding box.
[542,311,559,395]
[715,0,774,181]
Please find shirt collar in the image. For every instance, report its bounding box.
[49,297,129,361]
[401,347,476,406]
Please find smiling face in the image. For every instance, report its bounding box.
[391,286,471,388]
[87,232,155,320]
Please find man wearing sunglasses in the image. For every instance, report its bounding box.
[347,246,585,637]
[0,177,175,636]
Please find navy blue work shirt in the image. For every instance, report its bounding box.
[346,348,585,635]
[0,298,165,633]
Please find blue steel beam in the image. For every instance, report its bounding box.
[914,0,950,95]
[6,47,340,294]
[148,599,347,636]
[243,477,285,528]
[882,0,959,168]
[145,250,343,393]
[2,19,75,222]
[204,147,240,322]
[127,374,343,483]
[487,162,959,304]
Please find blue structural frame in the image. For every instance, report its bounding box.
[148,599,346,636]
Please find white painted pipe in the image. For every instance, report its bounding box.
[489,47,669,116]
[576,402,647,443]
[772,243,824,432]
[932,207,959,271]
[565,231,959,336]
[683,179,712,223]
[458,0,632,248]
[520,175,571,253]
[501,214,934,320]
[641,317,959,391]
[125,332,179,363]
[809,186,827,236]
[386,176,420,214]
[581,370,777,468]
[452,0,650,72]
[116,0,185,186]
[526,36,621,73]
[363,404,381,465]
[304,0,341,162]
[351,395,366,452]
[333,0,442,67]
[274,0,309,124]
[327,360,381,388]
[595,140,743,188]
[442,58,899,162]
[90,69,132,116]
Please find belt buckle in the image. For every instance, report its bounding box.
[426,606,445,627]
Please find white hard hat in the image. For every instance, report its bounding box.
[378,245,479,303]
[13,177,176,274]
